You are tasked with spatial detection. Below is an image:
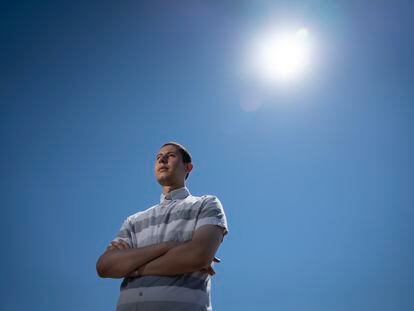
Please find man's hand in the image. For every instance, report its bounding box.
[109,240,131,251]
[199,256,221,276]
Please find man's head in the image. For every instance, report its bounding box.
[154,142,193,187]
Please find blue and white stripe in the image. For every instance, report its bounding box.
[112,186,229,311]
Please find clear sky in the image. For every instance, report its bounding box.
[1,1,413,310]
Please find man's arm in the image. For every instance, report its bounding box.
[96,240,180,278]
[133,225,225,277]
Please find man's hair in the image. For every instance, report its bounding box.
[160,141,192,180]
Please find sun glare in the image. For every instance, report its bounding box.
[250,27,313,84]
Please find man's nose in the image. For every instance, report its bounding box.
[158,155,168,163]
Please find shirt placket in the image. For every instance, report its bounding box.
[157,200,175,243]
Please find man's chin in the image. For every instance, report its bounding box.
[156,177,173,186]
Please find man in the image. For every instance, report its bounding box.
[96,141,229,311]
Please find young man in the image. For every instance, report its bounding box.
[96,142,229,311]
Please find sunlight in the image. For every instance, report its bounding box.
[250,27,313,84]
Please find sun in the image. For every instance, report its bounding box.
[250,27,313,84]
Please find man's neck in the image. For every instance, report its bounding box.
[162,183,185,195]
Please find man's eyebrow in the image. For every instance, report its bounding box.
[156,151,176,157]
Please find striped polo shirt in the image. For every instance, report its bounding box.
[112,186,229,311]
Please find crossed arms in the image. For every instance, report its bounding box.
[96,225,225,279]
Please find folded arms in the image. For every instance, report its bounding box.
[96,225,225,278]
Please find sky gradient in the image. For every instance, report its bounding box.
[1,1,413,310]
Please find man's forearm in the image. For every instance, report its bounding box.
[96,242,171,278]
[138,240,209,276]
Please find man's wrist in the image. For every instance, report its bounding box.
[137,264,147,276]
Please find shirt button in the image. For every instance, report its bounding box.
[139,292,143,296]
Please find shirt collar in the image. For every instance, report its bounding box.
[160,186,191,203]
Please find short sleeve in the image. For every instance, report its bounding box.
[111,217,133,248]
[195,195,229,240]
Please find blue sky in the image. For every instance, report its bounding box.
[1,1,413,310]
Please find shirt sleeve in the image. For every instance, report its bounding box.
[195,195,229,240]
[111,217,133,248]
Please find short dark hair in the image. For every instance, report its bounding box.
[160,142,192,180]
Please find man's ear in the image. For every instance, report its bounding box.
[186,162,193,173]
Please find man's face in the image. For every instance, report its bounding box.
[154,145,191,186]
